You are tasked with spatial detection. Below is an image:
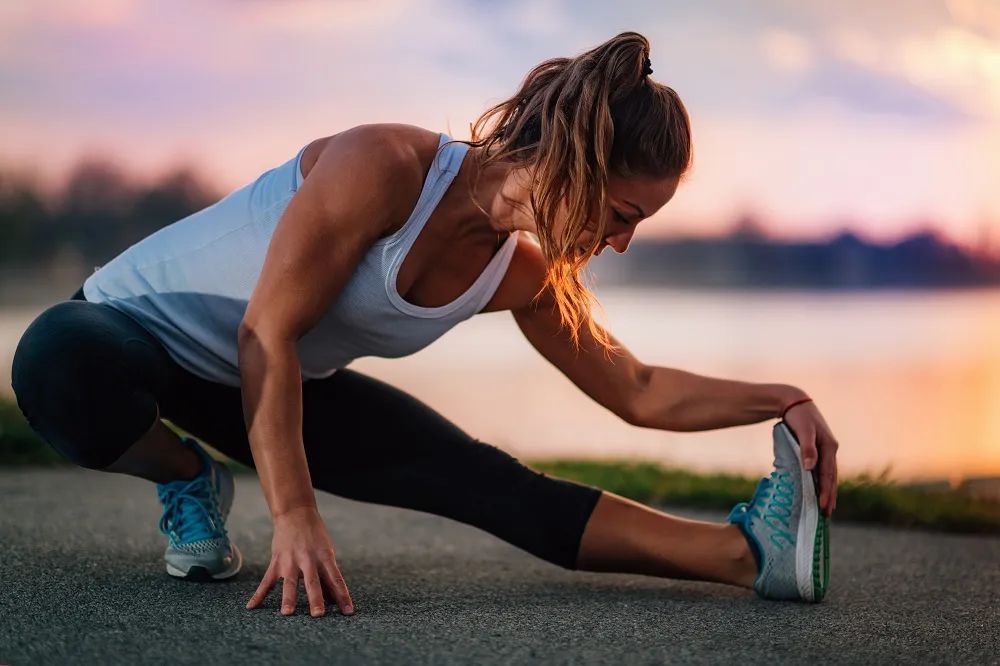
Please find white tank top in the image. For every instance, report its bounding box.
[82,132,519,386]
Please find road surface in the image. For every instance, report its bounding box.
[1,469,998,664]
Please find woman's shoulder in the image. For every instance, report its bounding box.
[294,123,442,240]
[299,123,441,185]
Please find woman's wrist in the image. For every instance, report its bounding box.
[780,396,813,419]
[770,384,811,420]
[272,501,321,524]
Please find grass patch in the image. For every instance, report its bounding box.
[532,460,1000,535]
[2,396,997,534]
[0,397,67,466]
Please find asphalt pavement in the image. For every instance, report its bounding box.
[1,469,998,665]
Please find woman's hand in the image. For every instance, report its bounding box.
[783,399,839,518]
[245,505,355,617]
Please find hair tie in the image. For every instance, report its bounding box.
[642,56,653,78]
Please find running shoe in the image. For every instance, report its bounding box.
[727,421,830,602]
[156,436,242,580]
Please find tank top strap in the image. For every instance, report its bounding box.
[392,132,469,250]
[470,231,520,313]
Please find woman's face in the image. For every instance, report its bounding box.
[489,166,681,255]
[573,172,681,259]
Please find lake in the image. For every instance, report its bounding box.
[2,286,998,482]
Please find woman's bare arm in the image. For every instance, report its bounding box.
[238,124,422,616]
[511,243,838,515]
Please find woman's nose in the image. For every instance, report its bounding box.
[603,228,635,254]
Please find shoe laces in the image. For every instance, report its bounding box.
[157,468,227,546]
[746,470,796,549]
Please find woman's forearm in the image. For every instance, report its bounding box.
[633,365,808,432]
[237,326,317,518]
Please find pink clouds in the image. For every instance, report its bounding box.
[0,0,997,248]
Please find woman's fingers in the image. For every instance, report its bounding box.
[830,469,839,515]
[823,473,836,515]
[786,400,840,518]
[247,557,353,618]
[302,564,327,618]
[246,561,278,610]
[805,429,835,515]
[320,557,355,615]
[821,441,839,517]
[816,451,829,513]
[280,573,299,616]
[813,420,839,516]
[799,428,818,471]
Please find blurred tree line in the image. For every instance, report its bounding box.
[0,157,221,268]
[592,216,1000,289]
[2,157,998,290]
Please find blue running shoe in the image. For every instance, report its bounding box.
[156,436,242,580]
[727,421,830,602]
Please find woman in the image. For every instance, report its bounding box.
[11,31,837,616]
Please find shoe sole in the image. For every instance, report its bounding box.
[775,422,830,602]
[166,541,243,580]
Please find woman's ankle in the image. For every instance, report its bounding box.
[723,523,759,589]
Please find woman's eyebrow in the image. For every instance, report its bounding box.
[623,199,646,218]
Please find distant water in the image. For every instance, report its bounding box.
[3,287,999,482]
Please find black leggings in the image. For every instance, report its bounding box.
[11,286,602,569]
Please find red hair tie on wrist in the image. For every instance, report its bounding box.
[780,397,813,420]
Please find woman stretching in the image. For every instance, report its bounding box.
[12,32,837,617]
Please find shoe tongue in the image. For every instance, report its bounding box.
[171,479,218,542]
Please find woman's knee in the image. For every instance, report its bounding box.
[11,300,166,470]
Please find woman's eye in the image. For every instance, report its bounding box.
[614,210,632,225]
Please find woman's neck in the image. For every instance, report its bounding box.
[443,146,537,244]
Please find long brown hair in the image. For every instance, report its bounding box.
[453,31,693,354]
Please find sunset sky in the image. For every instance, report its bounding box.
[2,0,998,249]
